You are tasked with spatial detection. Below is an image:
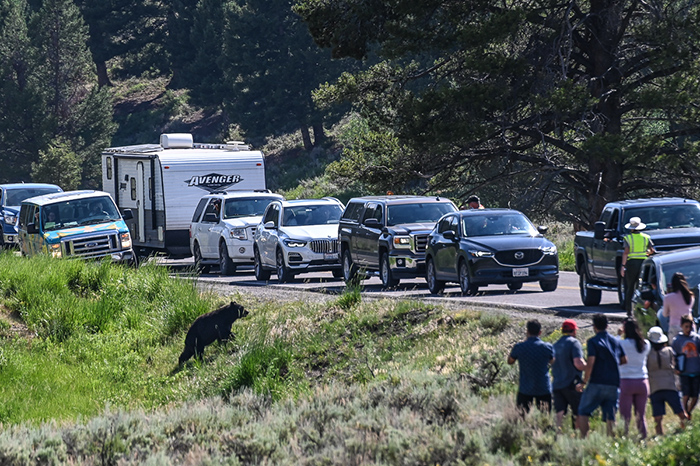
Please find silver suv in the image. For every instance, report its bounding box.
[189,191,283,274]
[253,198,345,282]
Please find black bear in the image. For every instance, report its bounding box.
[178,301,249,364]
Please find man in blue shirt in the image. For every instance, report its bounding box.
[578,313,628,437]
[508,320,554,412]
[552,319,587,431]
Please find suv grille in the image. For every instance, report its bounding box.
[494,249,543,266]
[63,232,119,258]
[414,234,429,253]
[310,239,339,254]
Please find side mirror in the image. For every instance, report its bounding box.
[27,223,39,234]
[537,225,548,234]
[264,221,276,229]
[443,230,456,240]
[122,209,134,220]
[593,221,606,240]
[203,213,219,223]
[363,218,380,227]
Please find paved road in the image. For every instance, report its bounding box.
[161,258,627,319]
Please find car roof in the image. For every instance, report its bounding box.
[348,195,454,205]
[21,190,111,206]
[645,246,700,265]
[204,191,283,200]
[612,197,700,208]
[1,183,62,190]
[279,198,343,207]
[456,208,524,216]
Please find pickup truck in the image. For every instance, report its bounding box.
[574,197,700,307]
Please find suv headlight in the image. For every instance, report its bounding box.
[284,239,307,248]
[393,236,411,249]
[540,245,557,255]
[469,249,493,258]
[120,232,132,249]
[229,228,247,241]
[4,214,17,225]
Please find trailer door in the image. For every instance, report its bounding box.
[136,162,146,242]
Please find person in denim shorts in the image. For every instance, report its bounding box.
[578,314,627,437]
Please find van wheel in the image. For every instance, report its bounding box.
[426,258,445,294]
[193,243,210,274]
[579,273,601,306]
[276,249,294,283]
[254,248,271,281]
[458,260,478,295]
[343,249,358,283]
[380,252,400,288]
[219,241,236,276]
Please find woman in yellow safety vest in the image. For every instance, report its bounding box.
[621,217,655,315]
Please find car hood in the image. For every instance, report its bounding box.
[387,223,437,235]
[2,206,19,215]
[460,235,554,251]
[646,228,700,250]
[280,224,339,241]
[223,216,262,228]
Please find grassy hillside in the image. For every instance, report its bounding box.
[0,252,693,464]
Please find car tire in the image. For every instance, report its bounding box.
[458,259,478,295]
[507,282,523,291]
[193,242,210,274]
[332,269,344,279]
[579,272,601,306]
[276,248,294,283]
[254,247,271,281]
[380,252,400,288]
[540,279,558,292]
[617,273,626,309]
[426,258,445,294]
[342,249,358,283]
[219,241,236,276]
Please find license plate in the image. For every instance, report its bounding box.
[513,268,529,277]
[324,253,337,261]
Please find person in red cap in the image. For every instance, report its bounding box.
[551,319,587,432]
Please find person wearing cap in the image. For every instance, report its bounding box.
[508,320,554,413]
[551,319,587,432]
[616,318,651,439]
[620,217,655,315]
[647,326,687,435]
[671,315,700,420]
[465,195,484,210]
[578,313,627,438]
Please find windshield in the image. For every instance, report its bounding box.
[42,196,121,231]
[623,204,700,231]
[282,204,343,226]
[5,187,61,206]
[386,202,456,226]
[462,213,538,237]
[224,198,276,219]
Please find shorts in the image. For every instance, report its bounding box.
[553,386,581,415]
[680,375,700,398]
[649,390,684,417]
[516,392,552,413]
[578,383,619,421]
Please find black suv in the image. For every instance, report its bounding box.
[338,195,457,287]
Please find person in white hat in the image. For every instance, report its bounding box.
[647,326,687,435]
[621,217,655,314]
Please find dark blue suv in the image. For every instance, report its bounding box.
[1,183,62,248]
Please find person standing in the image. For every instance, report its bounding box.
[647,326,687,435]
[660,272,694,338]
[551,319,587,431]
[466,195,484,210]
[671,315,700,419]
[620,217,655,315]
[578,314,628,438]
[508,320,554,412]
[617,318,651,439]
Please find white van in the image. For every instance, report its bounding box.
[102,133,266,257]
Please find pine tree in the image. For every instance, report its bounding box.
[31,137,81,190]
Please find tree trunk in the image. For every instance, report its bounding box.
[312,123,326,146]
[96,60,112,87]
[301,126,313,151]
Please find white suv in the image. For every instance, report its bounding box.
[189,191,284,274]
[253,198,344,282]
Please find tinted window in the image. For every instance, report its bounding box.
[224,198,275,219]
[387,202,456,226]
[437,216,452,233]
[192,198,208,222]
[203,199,221,222]
[342,202,364,222]
[462,213,537,237]
[283,204,343,226]
[263,204,279,226]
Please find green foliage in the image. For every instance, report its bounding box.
[31,137,81,190]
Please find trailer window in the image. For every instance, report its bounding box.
[148,177,153,200]
[130,178,137,200]
[106,157,113,180]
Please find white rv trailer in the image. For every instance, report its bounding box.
[102,133,266,257]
